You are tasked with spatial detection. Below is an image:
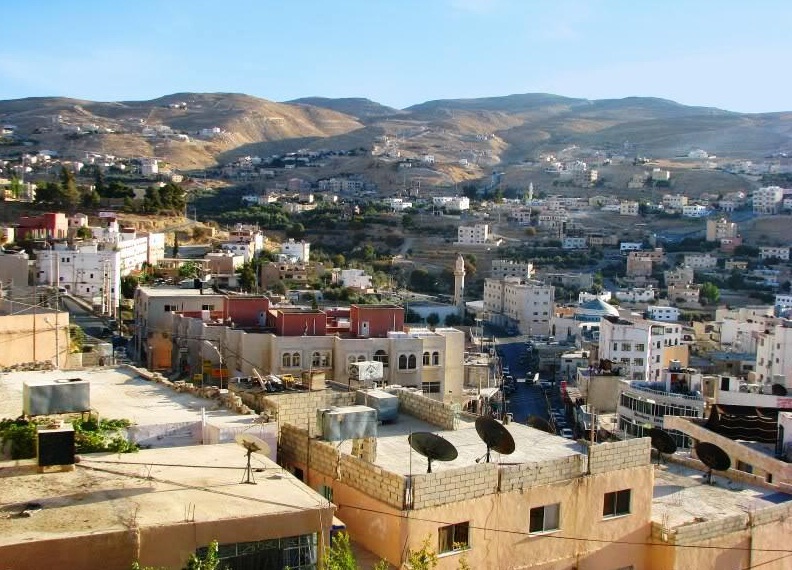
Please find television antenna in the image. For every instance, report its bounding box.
[648,428,678,465]
[526,415,555,434]
[408,432,458,473]
[695,441,731,485]
[235,433,271,484]
[475,416,515,463]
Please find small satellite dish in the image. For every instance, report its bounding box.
[648,428,677,463]
[526,416,555,434]
[475,416,516,463]
[235,433,271,484]
[408,432,458,473]
[771,383,788,396]
[695,441,731,484]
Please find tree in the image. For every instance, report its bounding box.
[444,314,462,326]
[94,168,107,196]
[178,261,202,279]
[182,540,225,570]
[172,232,180,258]
[237,261,257,292]
[121,275,140,299]
[286,223,305,239]
[700,282,720,305]
[76,226,93,240]
[426,313,440,327]
[59,166,80,210]
[82,190,101,209]
[144,186,162,214]
[405,536,438,570]
[9,176,23,199]
[322,532,359,570]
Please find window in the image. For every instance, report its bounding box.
[529,503,560,534]
[422,381,441,394]
[438,522,469,554]
[613,343,618,351]
[399,355,408,370]
[423,351,431,366]
[202,304,214,311]
[319,484,333,502]
[432,351,440,365]
[313,352,321,367]
[163,304,174,312]
[292,352,300,367]
[408,354,417,369]
[635,343,645,352]
[633,358,644,366]
[621,343,632,351]
[603,489,631,518]
[374,350,389,367]
[282,353,292,368]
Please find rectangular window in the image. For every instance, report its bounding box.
[621,343,632,351]
[529,503,560,534]
[603,489,631,518]
[438,522,469,554]
[422,381,441,394]
[202,304,214,311]
[635,343,645,352]
[163,305,173,312]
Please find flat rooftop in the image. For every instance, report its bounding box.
[337,414,587,475]
[0,444,327,546]
[652,462,792,529]
[0,368,255,429]
[138,287,224,297]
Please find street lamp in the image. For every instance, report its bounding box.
[202,340,226,390]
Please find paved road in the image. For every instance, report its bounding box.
[60,295,110,340]
[491,335,550,423]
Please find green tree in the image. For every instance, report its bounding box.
[286,223,306,240]
[322,532,359,570]
[9,176,23,199]
[426,312,440,327]
[82,190,101,209]
[183,540,225,570]
[700,282,720,305]
[94,168,106,196]
[76,226,93,239]
[444,314,462,326]
[60,166,80,210]
[237,261,257,292]
[144,186,162,214]
[405,536,438,570]
[34,180,62,206]
[178,260,202,279]
[121,275,140,299]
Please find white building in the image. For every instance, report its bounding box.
[759,246,790,261]
[339,268,373,290]
[562,236,587,250]
[682,204,709,218]
[755,320,792,387]
[647,306,680,322]
[599,315,685,382]
[141,158,159,177]
[615,287,656,303]
[753,186,784,214]
[683,253,718,270]
[280,239,310,263]
[457,224,490,245]
[490,259,535,279]
[619,242,643,254]
[578,291,612,303]
[432,196,470,211]
[776,294,792,309]
[383,197,413,211]
[483,277,554,336]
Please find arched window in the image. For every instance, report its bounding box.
[432,351,440,366]
[374,350,389,367]
[282,353,292,368]
[292,352,301,368]
[357,355,366,362]
[321,353,331,367]
[423,352,431,366]
[312,351,321,367]
[398,355,408,370]
[408,355,417,369]
[348,355,358,375]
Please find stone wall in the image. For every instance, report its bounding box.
[500,455,586,491]
[410,464,499,509]
[235,388,355,436]
[588,437,651,474]
[389,387,456,429]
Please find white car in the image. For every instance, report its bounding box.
[560,428,574,439]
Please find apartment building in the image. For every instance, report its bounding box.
[483,277,554,336]
[759,246,790,261]
[706,217,738,241]
[456,224,489,244]
[490,259,535,279]
[619,201,640,216]
[16,212,68,240]
[664,266,694,287]
[615,287,657,303]
[682,204,709,218]
[755,319,792,386]
[646,305,680,321]
[280,239,310,262]
[753,186,784,214]
[562,236,587,250]
[432,196,470,211]
[683,253,717,270]
[599,315,686,382]
[626,253,653,277]
[668,284,701,304]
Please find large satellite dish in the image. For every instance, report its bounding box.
[475,416,516,463]
[771,383,788,396]
[408,432,458,473]
[526,416,555,434]
[695,441,731,484]
[648,428,677,464]
[235,433,271,484]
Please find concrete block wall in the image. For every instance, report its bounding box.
[279,423,309,466]
[340,455,405,509]
[751,500,792,526]
[500,455,586,491]
[588,437,651,474]
[233,389,355,436]
[672,513,747,545]
[410,464,499,509]
[389,387,455,429]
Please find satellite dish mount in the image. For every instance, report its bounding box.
[235,433,271,485]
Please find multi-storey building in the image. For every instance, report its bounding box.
[619,201,639,216]
[457,224,489,244]
[668,284,701,304]
[753,186,784,214]
[759,246,790,261]
[706,217,738,241]
[280,239,310,262]
[683,253,717,270]
[598,315,686,382]
[490,259,535,279]
[755,319,792,386]
[432,196,470,211]
[646,305,680,322]
[483,277,554,336]
[664,266,694,287]
[16,212,68,240]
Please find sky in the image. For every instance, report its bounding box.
[1,0,791,113]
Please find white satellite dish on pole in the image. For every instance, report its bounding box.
[235,433,271,484]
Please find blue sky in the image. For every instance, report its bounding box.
[1,0,790,112]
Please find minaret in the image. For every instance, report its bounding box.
[453,253,466,314]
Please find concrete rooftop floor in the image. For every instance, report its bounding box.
[336,413,587,475]
[652,462,792,529]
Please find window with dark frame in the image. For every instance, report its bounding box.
[529,503,560,533]
[603,489,631,518]
[438,522,469,554]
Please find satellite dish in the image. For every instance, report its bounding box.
[526,416,555,434]
[408,432,458,473]
[236,433,271,484]
[475,416,516,463]
[648,428,677,463]
[771,383,788,396]
[695,441,731,484]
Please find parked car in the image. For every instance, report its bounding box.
[560,428,574,439]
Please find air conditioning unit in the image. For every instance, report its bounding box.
[37,424,75,468]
